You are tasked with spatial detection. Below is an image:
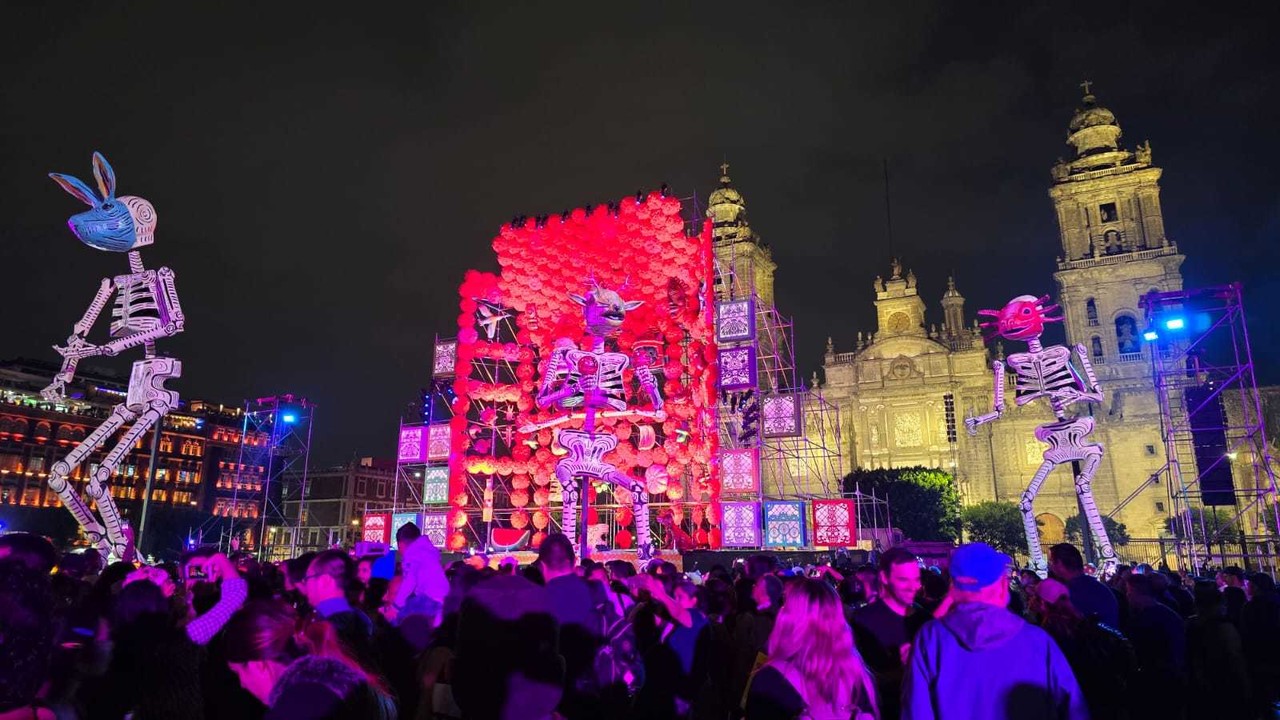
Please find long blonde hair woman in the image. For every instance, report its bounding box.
[746,577,878,720]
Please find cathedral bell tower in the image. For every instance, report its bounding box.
[1050,83,1184,395]
[707,164,777,306]
[872,258,926,341]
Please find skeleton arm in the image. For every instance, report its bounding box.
[42,278,115,399]
[1072,344,1105,403]
[634,360,665,415]
[965,360,1006,434]
[535,345,577,409]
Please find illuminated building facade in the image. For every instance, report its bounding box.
[0,358,263,544]
[276,457,398,554]
[820,90,1182,539]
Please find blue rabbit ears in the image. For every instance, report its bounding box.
[50,152,117,206]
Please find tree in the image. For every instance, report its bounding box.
[962,501,1025,555]
[843,466,962,542]
[1064,514,1131,546]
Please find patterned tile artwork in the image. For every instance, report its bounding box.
[720,448,760,493]
[427,423,451,461]
[397,426,428,463]
[716,299,755,343]
[423,466,449,504]
[764,500,808,547]
[718,347,756,390]
[812,499,857,546]
[721,501,761,547]
[433,340,458,376]
[422,512,449,547]
[762,393,802,438]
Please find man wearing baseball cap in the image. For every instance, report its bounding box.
[902,543,1088,720]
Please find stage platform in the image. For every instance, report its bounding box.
[443,547,872,573]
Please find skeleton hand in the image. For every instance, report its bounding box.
[40,376,69,401]
[54,335,103,360]
[964,415,982,436]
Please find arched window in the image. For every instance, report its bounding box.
[1103,229,1122,254]
[1091,336,1104,360]
[1086,298,1099,326]
[1115,314,1140,355]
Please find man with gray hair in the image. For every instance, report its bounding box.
[903,543,1087,720]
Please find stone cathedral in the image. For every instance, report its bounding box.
[717,89,1184,540]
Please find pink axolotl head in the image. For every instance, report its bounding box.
[569,284,642,337]
[977,294,1062,342]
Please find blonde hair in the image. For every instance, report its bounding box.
[766,578,877,714]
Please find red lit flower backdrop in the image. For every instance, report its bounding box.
[446,192,717,553]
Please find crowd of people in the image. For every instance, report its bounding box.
[1,524,1278,720]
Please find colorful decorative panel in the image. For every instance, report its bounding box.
[433,340,457,377]
[427,423,451,461]
[423,466,449,504]
[764,500,808,548]
[716,299,755,343]
[811,499,857,547]
[762,393,802,438]
[720,448,760,493]
[362,512,392,544]
[721,501,761,547]
[422,512,448,547]
[390,512,421,550]
[397,426,428,463]
[718,346,756,391]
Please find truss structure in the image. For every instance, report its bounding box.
[236,395,315,562]
[1144,283,1280,572]
[712,239,844,548]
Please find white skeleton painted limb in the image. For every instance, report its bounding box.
[964,360,1006,434]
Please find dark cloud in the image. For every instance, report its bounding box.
[3,2,1277,461]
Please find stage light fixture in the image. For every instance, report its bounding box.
[1164,317,1186,330]
[281,413,297,424]
[1143,330,1159,342]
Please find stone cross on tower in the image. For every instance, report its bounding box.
[1079,79,1093,98]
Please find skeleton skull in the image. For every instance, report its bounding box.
[978,294,1061,342]
[569,285,642,337]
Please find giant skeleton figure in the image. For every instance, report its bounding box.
[40,153,185,559]
[965,294,1116,575]
[520,282,665,559]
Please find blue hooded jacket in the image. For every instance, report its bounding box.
[903,601,1088,720]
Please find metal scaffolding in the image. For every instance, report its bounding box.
[712,238,845,548]
[235,395,315,562]
[1144,283,1280,573]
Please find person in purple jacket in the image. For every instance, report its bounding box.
[903,543,1088,720]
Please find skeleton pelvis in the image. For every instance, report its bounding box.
[126,357,182,412]
[1034,416,1101,464]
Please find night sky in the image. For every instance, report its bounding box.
[3,2,1277,463]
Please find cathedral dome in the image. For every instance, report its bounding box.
[1068,100,1117,132]
[1066,88,1122,158]
[706,163,756,243]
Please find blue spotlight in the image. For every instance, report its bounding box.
[281,413,297,424]
[1143,330,1159,342]
[1164,317,1186,331]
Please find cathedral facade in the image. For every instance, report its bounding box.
[817,90,1183,540]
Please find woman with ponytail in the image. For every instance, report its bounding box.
[224,600,395,720]
[746,578,878,720]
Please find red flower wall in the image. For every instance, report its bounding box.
[446,192,717,552]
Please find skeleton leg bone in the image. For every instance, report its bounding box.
[1073,446,1117,574]
[91,406,164,557]
[555,462,581,552]
[1021,459,1057,576]
[607,469,651,559]
[48,405,136,547]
